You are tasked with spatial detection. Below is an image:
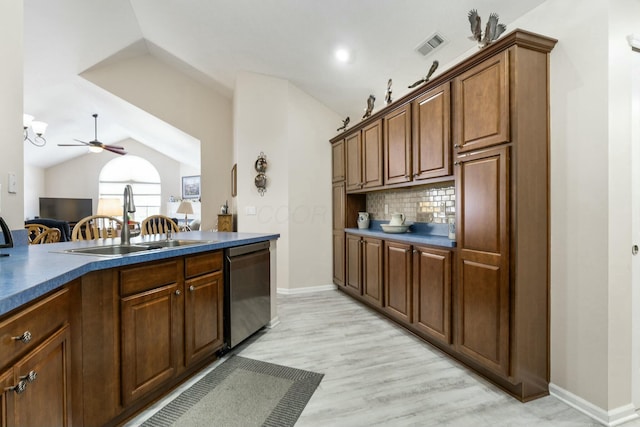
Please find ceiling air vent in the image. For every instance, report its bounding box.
[415,32,447,56]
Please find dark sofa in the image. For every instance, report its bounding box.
[25,218,72,242]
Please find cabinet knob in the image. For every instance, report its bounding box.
[175,289,182,296]
[20,370,37,383]
[8,380,28,394]
[454,144,460,149]
[189,285,195,292]
[13,331,32,344]
[454,161,460,166]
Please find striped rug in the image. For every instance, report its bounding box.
[141,355,323,427]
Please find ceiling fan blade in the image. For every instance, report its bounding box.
[73,139,91,145]
[58,143,88,147]
[103,145,127,155]
[104,144,125,150]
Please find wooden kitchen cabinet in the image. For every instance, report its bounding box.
[120,262,182,406]
[412,82,452,180]
[384,104,412,185]
[384,241,412,323]
[455,146,510,377]
[5,326,72,427]
[454,51,509,154]
[0,288,72,427]
[412,246,452,345]
[345,234,383,307]
[332,139,345,182]
[184,253,224,367]
[345,120,383,191]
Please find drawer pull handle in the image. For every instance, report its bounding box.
[175,289,182,296]
[189,285,195,292]
[21,370,37,383]
[7,380,28,394]
[13,331,32,344]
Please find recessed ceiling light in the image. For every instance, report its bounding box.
[335,48,351,63]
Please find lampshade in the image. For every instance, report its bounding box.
[97,198,122,216]
[30,121,48,136]
[176,201,194,215]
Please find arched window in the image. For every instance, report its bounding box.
[98,156,161,222]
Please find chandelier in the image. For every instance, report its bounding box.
[23,114,48,147]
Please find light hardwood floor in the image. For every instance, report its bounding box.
[129,290,637,426]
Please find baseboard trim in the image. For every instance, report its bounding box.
[267,316,280,329]
[549,383,639,426]
[277,284,337,295]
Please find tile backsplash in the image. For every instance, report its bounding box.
[366,182,455,224]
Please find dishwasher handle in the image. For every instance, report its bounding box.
[226,241,270,257]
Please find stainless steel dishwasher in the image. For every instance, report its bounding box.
[224,241,271,349]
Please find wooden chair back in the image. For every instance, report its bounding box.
[32,228,61,244]
[71,215,123,241]
[140,215,180,236]
[26,223,61,244]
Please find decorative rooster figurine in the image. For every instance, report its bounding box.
[468,9,506,48]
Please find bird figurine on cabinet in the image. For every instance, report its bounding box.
[408,60,439,89]
[468,9,506,48]
[362,94,375,119]
[337,117,350,132]
[384,79,393,105]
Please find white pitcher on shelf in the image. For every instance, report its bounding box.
[357,212,370,229]
[389,212,405,226]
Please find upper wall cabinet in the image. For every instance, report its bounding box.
[384,104,412,185]
[346,120,383,192]
[412,82,452,180]
[454,51,509,154]
[332,139,345,183]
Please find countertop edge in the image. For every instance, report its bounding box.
[0,232,279,317]
[344,228,456,248]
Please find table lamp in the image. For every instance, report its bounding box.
[97,198,122,236]
[176,201,194,231]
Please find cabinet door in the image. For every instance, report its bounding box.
[413,82,451,180]
[6,326,71,427]
[332,140,345,182]
[384,104,412,185]
[0,369,10,427]
[332,182,345,230]
[345,132,362,191]
[413,246,452,344]
[455,51,509,154]
[345,234,362,294]
[384,241,412,323]
[121,283,182,406]
[361,237,383,307]
[455,146,510,377]
[185,271,223,367]
[362,120,384,189]
[333,231,345,286]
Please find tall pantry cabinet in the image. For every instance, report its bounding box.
[330,30,556,402]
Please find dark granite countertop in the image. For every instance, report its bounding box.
[0,231,279,317]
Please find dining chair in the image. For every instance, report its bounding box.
[71,215,123,241]
[140,215,180,236]
[31,227,61,244]
[25,223,61,244]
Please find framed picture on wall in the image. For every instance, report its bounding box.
[182,175,201,199]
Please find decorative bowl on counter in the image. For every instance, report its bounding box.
[380,224,411,234]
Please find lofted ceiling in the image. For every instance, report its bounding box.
[23,0,546,169]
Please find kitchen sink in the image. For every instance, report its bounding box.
[138,239,214,249]
[63,244,154,256]
[62,240,215,256]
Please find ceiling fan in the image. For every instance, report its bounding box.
[58,113,127,155]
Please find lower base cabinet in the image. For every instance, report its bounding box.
[345,234,383,307]
[384,241,412,323]
[412,246,452,344]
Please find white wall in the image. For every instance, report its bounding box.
[507,0,638,417]
[80,51,232,231]
[234,72,340,291]
[41,138,188,219]
[0,1,23,227]
[24,165,45,219]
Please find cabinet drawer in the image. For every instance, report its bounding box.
[185,251,222,278]
[120,260,180,296]
[0,288,69,369]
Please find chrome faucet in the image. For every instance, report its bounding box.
[122,185,136,245]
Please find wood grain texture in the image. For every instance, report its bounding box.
[384,104,412,185]
[384,241,412,323]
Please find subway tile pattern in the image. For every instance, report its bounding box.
[366,183,456,224]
